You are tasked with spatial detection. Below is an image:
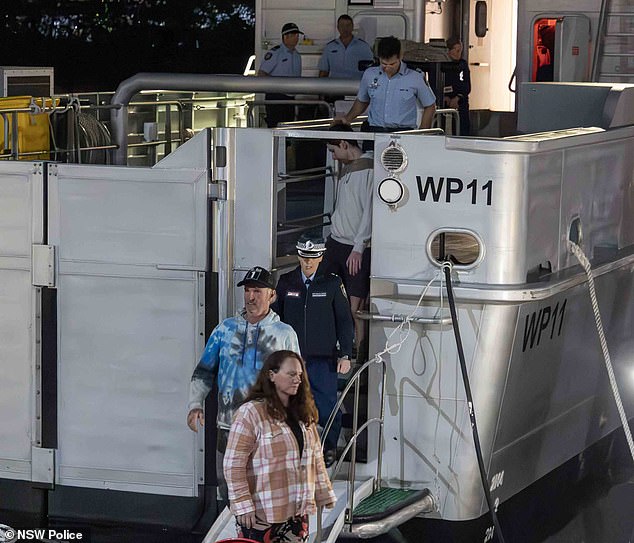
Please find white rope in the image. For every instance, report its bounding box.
[568,241,634,463]
[431,262,450,510]
[370,263,451,511]
[374,264,449,364]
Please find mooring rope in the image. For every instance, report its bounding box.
[568,241,634,463]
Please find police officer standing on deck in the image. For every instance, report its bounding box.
[444,36,471,136]
[340,35,436,131]
[318,14,374,80]
[273,234,354,467]
[258,22,303,128]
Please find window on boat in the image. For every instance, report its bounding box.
[428,229,482,267]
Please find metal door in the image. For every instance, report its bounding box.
[0,162,44,482]
[554,15,591,82]
[48,162,208,497]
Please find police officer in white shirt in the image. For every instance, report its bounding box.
[258,22,303,127]
[341,36,436,131]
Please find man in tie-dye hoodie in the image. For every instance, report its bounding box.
[187,266,300,504]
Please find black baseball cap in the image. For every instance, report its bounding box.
[237,266,275,289]
[282,22,303,36]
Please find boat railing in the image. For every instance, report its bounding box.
[275,162,336,254]
[432,107,461,135]
[321,353,387,530]
[246,99,334,127]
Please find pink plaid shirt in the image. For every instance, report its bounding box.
[224,400,336,523]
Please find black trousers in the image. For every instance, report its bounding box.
[360,121,414,150]
[264,93,295,128]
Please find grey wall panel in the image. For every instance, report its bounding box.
[49,164,208,270]
[49,163,207,497]
[56,274,198,496]
[0,269,34,481]
[0,162,44,482]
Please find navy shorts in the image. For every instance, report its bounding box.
[322,237,371,299]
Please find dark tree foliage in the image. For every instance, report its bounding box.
[0,1,255,92]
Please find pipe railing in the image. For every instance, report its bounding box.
[321,354,388,532]
[246,99,334,127]
[111,73,361,164]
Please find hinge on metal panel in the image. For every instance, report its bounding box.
[208,179,227,201]
[32,447,55,485]
[32,245,55,287]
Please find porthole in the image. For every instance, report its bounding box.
[377,177,405,206]
[428,229,483,268]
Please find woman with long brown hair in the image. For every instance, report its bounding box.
[224,350,336,543]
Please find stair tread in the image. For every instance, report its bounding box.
[352,487,430,523]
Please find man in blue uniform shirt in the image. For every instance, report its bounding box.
[318,15,374,80]
[341,35,436,130]
[273,234,354,466]
[258,22,303,127]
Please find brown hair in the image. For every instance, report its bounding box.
[245,350,319,424]
[446,36,462,50]
[327,122,359,147]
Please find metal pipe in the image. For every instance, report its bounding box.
[1,112,9,153]
[347,368,361,524]
[165,103,173,155]
[282,165,332,177]
[356,311,453,326]
[128,139,182,148]
[413,0,425,42]
[592,0,609,81]
[10,111,19,160]
[276,223,328,237]
[375,356,387,492]
[277,174,330,185]
[111,73,360,164]
[246,99,333,128]
[279,212,330,225]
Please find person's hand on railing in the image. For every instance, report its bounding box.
[235,511,256,530]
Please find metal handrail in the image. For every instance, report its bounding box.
[280,212,331,225]
[246,99,334,127]
[432,108,461,136]
[321,354,388,530]
[277,173,331,185]
[356,311,453,326]
[280,165,333,178]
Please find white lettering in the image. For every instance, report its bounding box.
[17,530,47,540]
[48,529,83,540]
[490,470,505,492]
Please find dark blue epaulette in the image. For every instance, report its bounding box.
[327,39,338,45]
[271,45,281,51]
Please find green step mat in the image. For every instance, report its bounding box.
[352,487,431,523]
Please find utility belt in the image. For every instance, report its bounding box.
[361,121,416,137]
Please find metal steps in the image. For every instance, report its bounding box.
[338,487,435,539]
[594,0,634,82]
[201,481,436,543]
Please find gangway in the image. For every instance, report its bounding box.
[201,349,436,542]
